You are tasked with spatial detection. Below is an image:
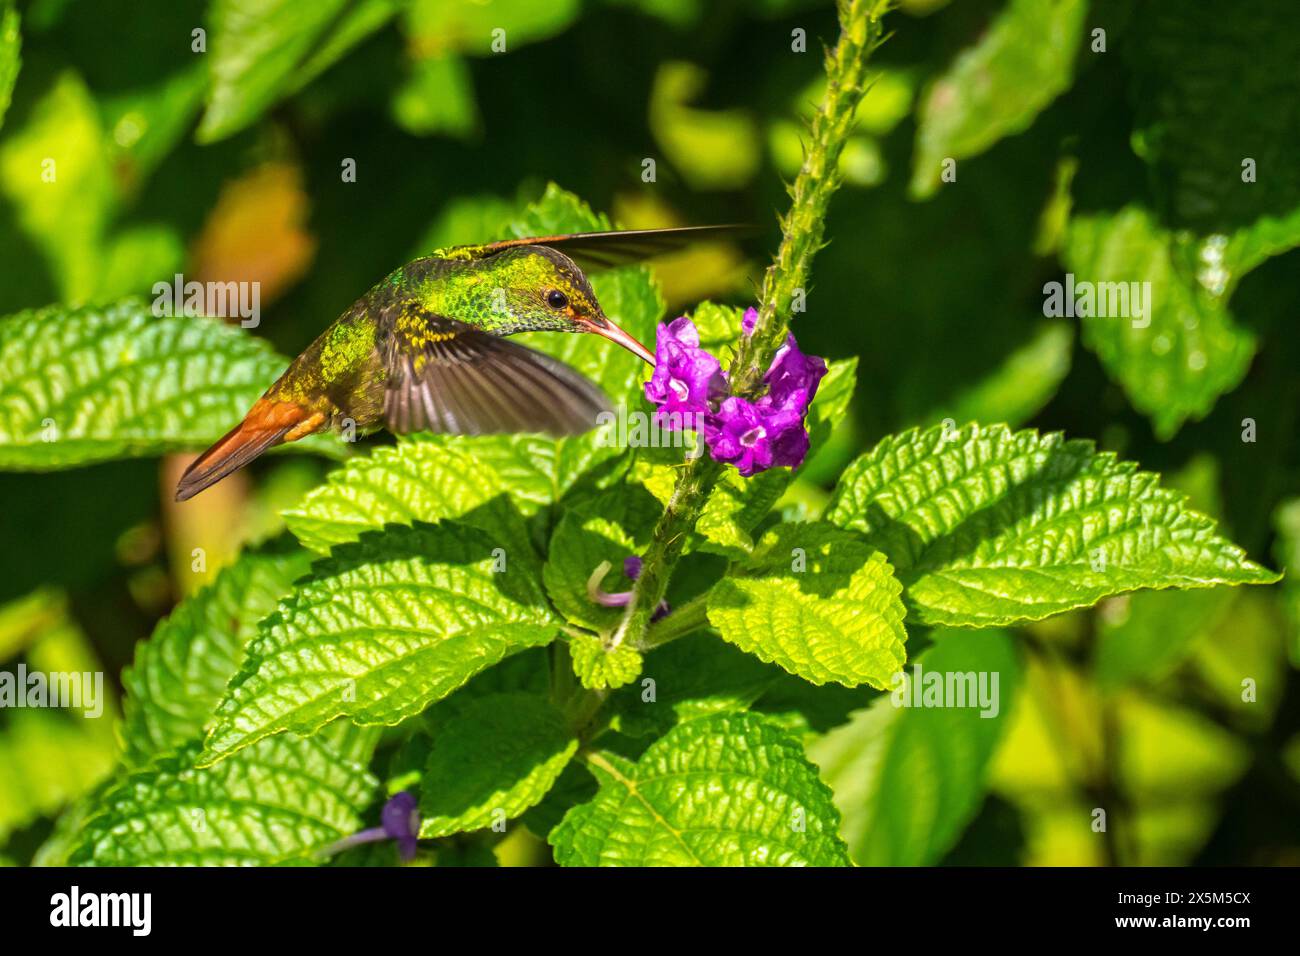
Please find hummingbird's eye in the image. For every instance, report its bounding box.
[546,289,569,310]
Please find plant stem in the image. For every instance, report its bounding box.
[639,591,712,650]
[609,0,892,652]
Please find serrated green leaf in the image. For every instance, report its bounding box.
[419,692,577,838]
[200,522,558,764]
[543,485,660,631]
[827,422,1278,626]
[810,628,1020,865]
[708,522,906,689]
[198,0,401,143]
[569,633,643,690]
[282,436,535,554]
[0,300,339,469]
[1062,206,1257,438]
[911,0,1088,198]
[551,713,850,866]
[68,735,376,866]
[609,632,780,738]
[120,540,314,766]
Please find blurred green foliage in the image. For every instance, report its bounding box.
[0,0,1297,866]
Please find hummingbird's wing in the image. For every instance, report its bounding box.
[466,225,751,271]
[381,310,612,436]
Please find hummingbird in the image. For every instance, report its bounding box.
[175,225,740,502]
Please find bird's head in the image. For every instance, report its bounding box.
[478,246,655,365]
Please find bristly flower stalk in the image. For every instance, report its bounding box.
[609,0,893,651]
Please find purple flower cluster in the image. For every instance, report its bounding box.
[644,307,826,476]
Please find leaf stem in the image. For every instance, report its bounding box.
[638,591,712,650]
[609,0,892,651]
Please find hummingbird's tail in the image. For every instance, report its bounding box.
[175,399,323,502]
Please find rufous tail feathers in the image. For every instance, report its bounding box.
[175,399,325,502]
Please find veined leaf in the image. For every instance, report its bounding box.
[68,735,376,866]
[0,300,338,469]
[810,628,1020,865]
[543,485,660,631]
[707,522,907,689]
[200,522,558,765]
[120,540,314,766]
[911,0,1088,198]
[568,632,643,690]
[827,422,1278,627]
[609,632,779,738]
[419,692,577,838]
[551,713,850,866]
[284,436,532,553]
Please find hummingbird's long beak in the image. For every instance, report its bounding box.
[589,315,655,366]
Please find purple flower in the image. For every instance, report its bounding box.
[623,555,643,580]
[703,397,808,477]
[324,790,421,862]
[643,317,725,429]
[764,337,827,409]
[381,791,420,861]
[741,307,759,335]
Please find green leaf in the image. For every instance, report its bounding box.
[405,0,581,56]
[707,522,907,689]
[809,628,1020,865]
[0,300,339,469]
[120,540,314,766]
[551,713,850,866]
[609,632,779,738]
[827,422,1278,627]
[0,0,19,131]
[568,633,643,690]
[68,735,376,866]
[198,0,401,143]
[283,436,535,554]
[543,485,660,631]
[0,71,112,301]
[200,522,559,765]
[419,692,577,838]
[0,710,117,844]
[1062,206,1258,438]
[391,53,478,138]
[911,0,1088,198]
